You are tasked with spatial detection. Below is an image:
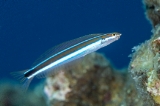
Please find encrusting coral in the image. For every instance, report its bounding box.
[44,53,144,106]
[143,0,160,27]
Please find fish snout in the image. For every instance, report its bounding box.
[116,33,121,39]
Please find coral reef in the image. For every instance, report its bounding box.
[129,25,160,105]
[129,1,160,105]
[143,0,160,27]
[44,53,144,106]
[0,81,46,106]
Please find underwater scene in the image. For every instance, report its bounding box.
[1,0,160,106]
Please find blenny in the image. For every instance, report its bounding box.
[11,32,121,90]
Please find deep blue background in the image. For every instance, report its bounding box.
[0,0,151,79]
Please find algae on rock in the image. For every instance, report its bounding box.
[129,0,160,105]
[130,25,160,105]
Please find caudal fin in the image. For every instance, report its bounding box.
[10,70,33,91]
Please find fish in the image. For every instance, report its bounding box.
[11,32,121,90]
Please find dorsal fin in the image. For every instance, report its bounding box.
[31,33,104,67]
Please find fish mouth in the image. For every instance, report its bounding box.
[116,33,122,39]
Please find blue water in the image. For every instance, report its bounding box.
[0,0,151,80]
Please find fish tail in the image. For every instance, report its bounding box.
[10,70,33,91]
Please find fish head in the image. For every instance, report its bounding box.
[100,32,121,45]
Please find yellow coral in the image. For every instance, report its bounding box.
[152,95,160,104]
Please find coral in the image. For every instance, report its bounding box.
[44,71,71,102]
[44,53,144,106]
[130,1,160,104]
[143,0,160,27]
[129,25,160,105]
[0,81,46,106]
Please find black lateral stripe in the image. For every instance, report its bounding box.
[24,69,36,77]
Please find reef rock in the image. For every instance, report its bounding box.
[44,53,144,106]
[129,1,160,105]
[143,0,160,27]
[129,24,160,105]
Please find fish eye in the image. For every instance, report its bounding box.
[112,33,116,36]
